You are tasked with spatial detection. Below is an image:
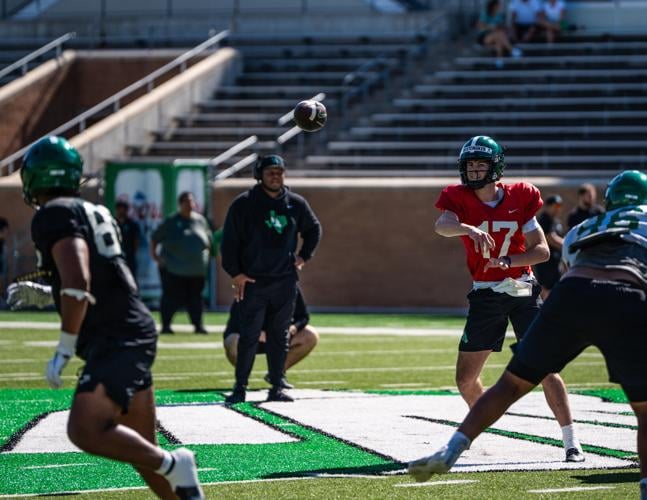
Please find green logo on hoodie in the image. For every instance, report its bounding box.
[265,210,288,234]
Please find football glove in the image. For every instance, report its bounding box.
[46,331,77,389]
[6,281,54,310]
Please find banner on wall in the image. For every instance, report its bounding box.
[104,162,208,303]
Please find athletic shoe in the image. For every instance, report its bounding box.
[225,385,246,404]
[267,387,294,402]
[511,46,523,58]
[165,448,204,500]
[194,326,208,335]
[264,373,294,389]
[408,445,462,482]
[565,447,585,463]
[160,327,174,335]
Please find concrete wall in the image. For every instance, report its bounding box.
[71,47,241,174]
[210,176,611,311]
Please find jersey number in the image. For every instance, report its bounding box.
[477,221,518,258]
[82,202,122,258]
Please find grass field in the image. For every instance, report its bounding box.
[0,311,640,499]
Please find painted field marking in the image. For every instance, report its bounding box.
[395,479,479,488]
[528,486,615,493]
[21,463,94,470]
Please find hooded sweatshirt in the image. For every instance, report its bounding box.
[221,184,321,280]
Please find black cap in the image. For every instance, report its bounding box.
[545,195,563,206]
[253,154,285,180]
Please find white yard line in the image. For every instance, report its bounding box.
[528,486,615,493]
[395,479,479,488]
[21,463,94,470]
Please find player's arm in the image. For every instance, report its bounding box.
[46,236,94,389]
[52,237,92,334]
[435,210,495,254]
[484,226,550,271]
[545,230,564,251]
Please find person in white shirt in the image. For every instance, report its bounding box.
[540,0,567,43]
[508,0,542,43]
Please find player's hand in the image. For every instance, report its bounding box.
[232,273,255,302]
[45,332,77,389]
[484,257,510,271]
[295,256,305,270]
[288,325,298,336]
[6,281,54,310]
[467,226,495,255]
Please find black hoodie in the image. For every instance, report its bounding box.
[221,184,322,280]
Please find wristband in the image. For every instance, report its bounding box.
[57,331,78,357]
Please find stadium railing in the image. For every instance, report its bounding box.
[0,32,75,81]
[0,29,229,177]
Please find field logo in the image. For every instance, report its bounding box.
[0,389,638,496]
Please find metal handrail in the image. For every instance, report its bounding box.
[0,29,229,176]
[0,32,75,81]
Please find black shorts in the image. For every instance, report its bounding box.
[76,336,157,413]
[223,329,267,355]
[461,283,542,352]
[508,278,647,402]
[534,259,562,290]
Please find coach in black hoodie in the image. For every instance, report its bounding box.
[221,154,322,403]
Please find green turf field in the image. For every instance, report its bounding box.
[0,311,640,499]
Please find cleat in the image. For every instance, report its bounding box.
[566,447,585,463]
[194,326,208,335]
[165,448,204,500]
[407,445,462,482]
[264,373,294,389]
[224,385,246,404]
[267,387,294,402]
[160,327,174,335]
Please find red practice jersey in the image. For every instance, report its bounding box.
[435,182,543,282]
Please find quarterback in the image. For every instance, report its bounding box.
[409,170,647,497]
[431,136,583,461]
[13,136,204,499]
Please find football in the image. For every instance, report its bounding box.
[292,100,327,132]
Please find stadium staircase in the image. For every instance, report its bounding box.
[305,32,647,174]
[123,32,432,173]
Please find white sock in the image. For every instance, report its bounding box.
[155,450,175,476]
[561,424,580,450]
[448,431,471,452]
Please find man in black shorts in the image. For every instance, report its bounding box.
[409,170,647,498]
[16,136,204,499]
[534,194,565,298]
[223,286,319,388]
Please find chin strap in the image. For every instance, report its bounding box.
[60,288,97,305]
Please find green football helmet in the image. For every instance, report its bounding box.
[21,136,83,206]
[604,170,647,210]
[458,136,505,189]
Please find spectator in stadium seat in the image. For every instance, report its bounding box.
[220,154,322,404]
[567,183,605,229]
[0,216,8,307]
[223,286,319,389]
[409,171,647,493]
[539,0,567,43]
[114,199,141,279]
[508,0,542,43]
[476,0,522,69]
[533,194,565,298]
[431,136,584,462]
[151,191,213,335]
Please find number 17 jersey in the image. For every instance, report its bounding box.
[435,182,543,282]
[31,197,156,349]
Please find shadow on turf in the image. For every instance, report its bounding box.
[266,462,406,479]
[573,471,640,485]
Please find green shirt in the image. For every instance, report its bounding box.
[152,212,212,277]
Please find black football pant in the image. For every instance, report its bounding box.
[235,276,297,389]
[159,268,205,330]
